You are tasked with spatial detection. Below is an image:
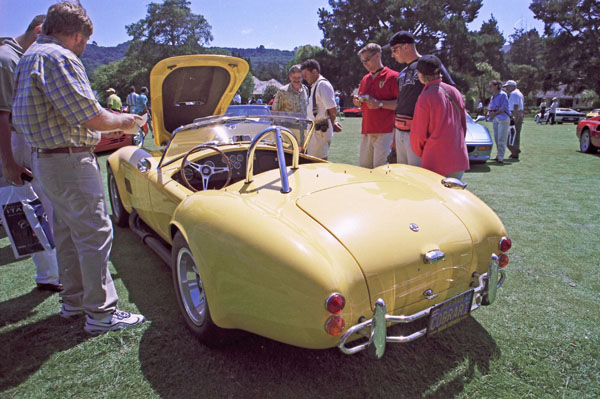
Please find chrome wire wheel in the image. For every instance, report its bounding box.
[176,247,206,327]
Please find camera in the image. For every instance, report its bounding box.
[357,94,371,102]
[315,119,329,132]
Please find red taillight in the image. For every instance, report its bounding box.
[499,237,512,252]
[499,253,509,268]
[325,293,346,314]
[325,315,345,336]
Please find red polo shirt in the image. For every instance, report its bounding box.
[358,66,399,134]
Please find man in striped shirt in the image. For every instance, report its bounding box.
[12,1,145,335]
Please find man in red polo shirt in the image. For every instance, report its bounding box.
[352,43,399,168]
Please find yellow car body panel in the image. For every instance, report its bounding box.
[106,55,509,352]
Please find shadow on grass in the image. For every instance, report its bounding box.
[0,288,53,328]
[110,229,500,399]
[466,162,491,173]
[0,314,88,392]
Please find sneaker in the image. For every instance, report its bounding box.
[84,309,145,335]
[59,302,85,319]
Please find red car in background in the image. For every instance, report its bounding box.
[576,115,600,153]
[342,107,362,117]
[94,109,145,153]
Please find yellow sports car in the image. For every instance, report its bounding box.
[107,55,511,358]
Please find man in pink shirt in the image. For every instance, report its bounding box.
[410,55,469,179]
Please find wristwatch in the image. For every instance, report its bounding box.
[378,102,383,108]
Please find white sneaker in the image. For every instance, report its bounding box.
[59,303,85,319]
[84,309,145,335]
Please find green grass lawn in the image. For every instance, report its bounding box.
[1,118,599,398]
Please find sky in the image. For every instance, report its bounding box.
[0,0,545,50]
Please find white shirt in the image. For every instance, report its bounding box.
[307,76,336,126]
[508,88,524,115]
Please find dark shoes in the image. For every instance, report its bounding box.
[36,282,63,292]
[509,154,519,159]
[492,157,503,164]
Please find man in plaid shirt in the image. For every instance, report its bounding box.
[12,1,145,335]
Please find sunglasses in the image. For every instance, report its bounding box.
[391,45,404,53]
[360,53,376,64]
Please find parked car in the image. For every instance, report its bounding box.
[225,104,271,116]
[94,109,144,153]
[107,55,511,358]
[585,109,600,119]
[342,107,362,117]
[466,114,493,163]
[576,115,600,153]
[535,108,586,124]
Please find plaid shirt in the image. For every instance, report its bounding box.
[12,35,102,148]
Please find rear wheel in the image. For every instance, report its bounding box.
[580,128,596,153]
[107,166,129,227]
[171,232,224,345]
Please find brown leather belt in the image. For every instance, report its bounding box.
[35,146,94,154]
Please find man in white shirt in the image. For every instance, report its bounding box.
[301,59,342,159]
[505,80,524,159]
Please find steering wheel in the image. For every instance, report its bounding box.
[180,145,233,192]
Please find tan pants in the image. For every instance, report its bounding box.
[360,133,394,168]
[33,151,118,320]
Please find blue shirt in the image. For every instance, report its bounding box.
[489,91,509,120]
[132,93,148,115]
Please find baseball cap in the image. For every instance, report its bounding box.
[416,55,441,75]
[106,88,116,93]
[503,80,517,87]
[383,30,415,49]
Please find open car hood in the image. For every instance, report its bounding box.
[149,55,249,146]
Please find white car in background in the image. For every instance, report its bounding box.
[535,108,586,124]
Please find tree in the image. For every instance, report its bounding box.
[316,0,484,95]
[471,62,500,106]
[505,28,546,98]
[238,72,255,104]
[530,0,600,94]
[471,16,508,78]
[126,0,213,65]
[90,0,213,91]
[262,84,279,104]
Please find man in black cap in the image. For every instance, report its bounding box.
[384,31,455,166]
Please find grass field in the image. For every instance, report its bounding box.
[1,118,599,399]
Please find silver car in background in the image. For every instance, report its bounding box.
[466,114,493,163]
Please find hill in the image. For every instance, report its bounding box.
[81,41,129,75]
[81,42,295,77]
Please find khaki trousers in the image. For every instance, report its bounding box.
[33,151,118,320]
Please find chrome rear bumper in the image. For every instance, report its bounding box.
[337,254,505,358]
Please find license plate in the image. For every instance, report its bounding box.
[427,290,474,336]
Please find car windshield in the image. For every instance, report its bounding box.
[160,112,313,167]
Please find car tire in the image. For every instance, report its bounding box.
[580,128,596,153]
[107,166,129,227]
[171,232,224,345]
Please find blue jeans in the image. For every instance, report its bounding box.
[493,117,510,161]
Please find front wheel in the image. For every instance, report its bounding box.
[171,232,224,345]
[580,129,596,153]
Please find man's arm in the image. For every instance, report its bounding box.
[0,111,29,184]
[327,107,342,132]
[82,108,140,132]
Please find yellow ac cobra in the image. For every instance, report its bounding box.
[107,55,511,358]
